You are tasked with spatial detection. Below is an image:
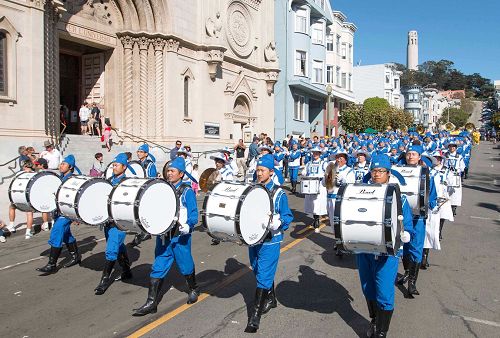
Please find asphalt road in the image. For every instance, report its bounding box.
[0,143,499,338]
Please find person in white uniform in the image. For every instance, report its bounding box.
[444,141,465,216]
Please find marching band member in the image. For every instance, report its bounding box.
[287,141,301,194]
[94,153,135,295]
[444,141,465,216]
[176,147,194,183]
[133,157,199,316]
[396,145,437,298]
[353,150,371,183]
[244,154,293,333]
[273,143,285,173]
[357,154,413,338]
[37,155,82,273]
[302,146,328,233]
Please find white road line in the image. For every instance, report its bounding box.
[470,216,498,221]
[0,237,106,271]
[452,315,500,328]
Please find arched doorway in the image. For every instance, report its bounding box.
[232,95,250,141]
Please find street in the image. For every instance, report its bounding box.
[0,143,499,338]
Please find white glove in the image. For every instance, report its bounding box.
[400,231,411,243]
[179,223,190,235]
[270,217,281,231]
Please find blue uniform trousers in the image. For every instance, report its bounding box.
[150,234,195,278]
[403,217,425,263]
[104,226,126,261]
[248,241,280,290]
[356,254,399,311]
[48,216,75,248]
[288,167,299,183]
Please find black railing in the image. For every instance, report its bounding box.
[0,156,20,185]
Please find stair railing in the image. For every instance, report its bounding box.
[0,156,20,185]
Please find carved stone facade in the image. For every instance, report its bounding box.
[0,0,279,158]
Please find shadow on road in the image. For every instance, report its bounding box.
[276,265,368,337]
[38,235,99,257]
[477,202,500,213]
[463,184,499,194]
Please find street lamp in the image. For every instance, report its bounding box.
[326,84,333,137]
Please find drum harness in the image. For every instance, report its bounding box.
[160,182,191,244]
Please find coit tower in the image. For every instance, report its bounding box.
[407,30,418,70]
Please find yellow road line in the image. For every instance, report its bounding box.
[128,224,325,338]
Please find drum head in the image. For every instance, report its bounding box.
[238,185,272,246]
[137,180,179,235]
[77,179,113,225]
[29,172,62,212]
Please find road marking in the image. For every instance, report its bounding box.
[452,315,500,328]
[0,237,106,271]
[470,216,498,221]
[128,224,325,338]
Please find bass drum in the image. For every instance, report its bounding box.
[56,176,113,225]
[202,182,272,246]
[8,171,62,212]
[105,160,146,179]
[108,178,181,235]
[389,165,429,217]
[333,183,403,256]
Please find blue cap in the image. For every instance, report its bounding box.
[112,153,137,175]
[407,145,424,155]
[258,144,274,153]
[168,157,197,183]
[257,154,275,170]
[62,154,82,175]
[138,143,149,153]
[370,154,392,171]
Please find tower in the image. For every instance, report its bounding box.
[407,30,418,70]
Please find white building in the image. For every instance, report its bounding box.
[353,63,403,108]
[422,88,448,130]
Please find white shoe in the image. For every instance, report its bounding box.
[314,228,320,233]
[25,230,33,239]
[41,222,50,231]
[0,236,6,243]
[7,223,16,233]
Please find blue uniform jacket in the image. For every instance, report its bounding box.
[265,180,293,244]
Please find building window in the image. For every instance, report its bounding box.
[385,73,390,84]
[348,73,352,91]
[295,8,308,33]
[326,35,333,51]
[341,43,347,59]
[312,23,323,45]
[341,72,347,88]
[326,65,334,83]
[294,95,305,121]
[0,32,6,96]
[394,78,399,90]
[312,60,323,84]
[295,50,307,76]
[336,35,341,54]
[336,66,341,86]
[183,77,189,117]
[385,91,390,101]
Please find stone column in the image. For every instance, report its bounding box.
[137,37,150,136]
[44,5,59,141]
[120,36,135,133]
[153,38,166,137]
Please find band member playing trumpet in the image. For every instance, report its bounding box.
[94,153,135,295]
[37,155,82,273]
[244,154,293,333]
[133,157,199,316]
[357,154,413,338]
[302,146,328,232]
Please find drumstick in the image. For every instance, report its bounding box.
[398,215,410,243]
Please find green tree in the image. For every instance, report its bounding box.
[339,103,365,133]
[438,107,470,128]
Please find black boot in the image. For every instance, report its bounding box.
[132,232,151,246]
[452,206,457,217]
[407,260,420,297]
[94,260,115,295]
[439,219,445,240]
[244,288,268,333]
[375,308,393,337]
[396,256,410,285]
[262,283,277,314]
[37,246,62,273]
[291,182,296,193]
[63,242,81,268]
[421,249,430,270]
[464,167,468,179]
[117,250,133,280]
[366,299,377,338]
[132,278,163,316]
[312,215,320,229]
[185,271,199,304]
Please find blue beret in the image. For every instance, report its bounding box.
[257,154,275,170]
[370,154,391,171]
[138,143,149,153]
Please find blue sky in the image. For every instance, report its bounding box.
[330,0,500,81]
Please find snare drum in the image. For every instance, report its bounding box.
[333,183,403,255]
[300,177,322,194]
[446,172,461,188]
[105,160,146,179]
[8,171,62,212]
[56,176,113,225]
[202,182,272,246]
[389,165,429,217]
[108,178,180,235]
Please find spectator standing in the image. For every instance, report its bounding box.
[79,102,91,135]
[247,136,259,167]
[18,146,30,167]
[191,164,200,195]
[91,103,102,137]
[234,139,247,179]
[101,124,112,152]
[40,140,62,170]
[26,147,37,161]
[170,140,182,160]
[7,160,36,238]
[90,153,105,177]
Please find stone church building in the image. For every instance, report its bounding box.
[0,0,279,155]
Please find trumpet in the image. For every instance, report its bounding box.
[444,122,456,131]
[401,125,408,133]
[416,124,425,135]
[464,122,475,132]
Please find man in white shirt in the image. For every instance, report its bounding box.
[79,102,91,135]
[40,140,62,170]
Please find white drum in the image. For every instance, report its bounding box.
[105,160,146,179]
[202,182,272,246]
[446,171,461,188]
[56,176,113,225]
[333,183,403,255]
[108,178,180,235]
[300,177,322,194]
[389,165,429,217]
[8,171,62,212]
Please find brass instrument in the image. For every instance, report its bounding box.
[416,124,425,135]
[324,161,338,191]
[401,125,408,133]
[199,168,220,192]
[444,122,456,131]
[464,122,475,132]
